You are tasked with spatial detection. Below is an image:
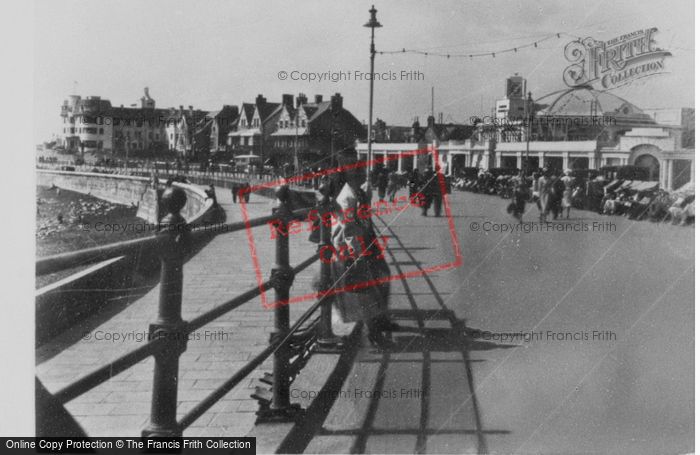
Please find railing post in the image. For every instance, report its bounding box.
[257,185,303,422]
[142,186,190,437]
[315,182,344,353]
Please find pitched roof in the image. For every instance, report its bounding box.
[307,101,332,122]
[210,105,239,120]
[258,102,281,122]
[240,103,256,123]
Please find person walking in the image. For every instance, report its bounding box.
[561,169,574,219]
[538,169,553,222]
[511,179,529,223]
[421,168,442,217]
[548,172,565,220]
[386,171,399,203]
[408,168,421,200]
[231,182,240,203]
[376,167,389,201]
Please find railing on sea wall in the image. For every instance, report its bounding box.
[35,160,320,190]
[36,182,343,436]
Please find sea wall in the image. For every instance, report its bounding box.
[36,170,214,345]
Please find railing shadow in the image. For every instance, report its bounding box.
[278,218,513,454]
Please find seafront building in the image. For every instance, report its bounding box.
[356,75,694,190]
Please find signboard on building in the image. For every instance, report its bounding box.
[562,28,672,90]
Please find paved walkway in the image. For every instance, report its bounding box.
[36,186,321,437]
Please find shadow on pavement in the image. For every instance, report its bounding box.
[278,219,512,454]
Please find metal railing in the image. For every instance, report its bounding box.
[36,181,343,436]
[35,160,320,189]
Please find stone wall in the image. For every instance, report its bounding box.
[36,170,214,345]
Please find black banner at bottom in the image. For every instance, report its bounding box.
[1,438,256,454]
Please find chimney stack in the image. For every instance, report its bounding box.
[427,115,435,128]
[282,94,293,107]
[314,94,323,104]
[296,93,307,108]
[330,93,343,111]
[412,118,420,141]
[255,94,267,107]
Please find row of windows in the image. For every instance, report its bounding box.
[274,138,309,148]
[63,116,162,128]
[63,127,105,135]
[278,119,306,129]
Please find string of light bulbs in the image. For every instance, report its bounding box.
[378,32,582,60]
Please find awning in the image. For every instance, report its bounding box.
[228,130,261,137]
[604,179,621,191]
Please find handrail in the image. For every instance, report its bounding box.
[53,251,320,406]
[38,181,342,437]
[36,206,315,276]
[186,253,318,333]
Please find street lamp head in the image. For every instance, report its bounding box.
[364,5,382,28]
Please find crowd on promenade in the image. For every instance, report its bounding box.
[452,167,695,226]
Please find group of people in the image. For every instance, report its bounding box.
[306,157,454,349]
[202,180,252,208]
[531,169,576,221]
[599,185,695,225]
[506,168,579,223]
[371,165,403,203]
[407,168,444,217]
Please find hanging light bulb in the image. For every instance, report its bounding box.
[534,42,538,48]
[514,48,517,52]
[492,53,495,58]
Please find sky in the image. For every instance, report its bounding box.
[34,0,694,142]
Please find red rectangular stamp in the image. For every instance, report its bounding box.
[238,147,462,309]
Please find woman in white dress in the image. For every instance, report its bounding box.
[561,169,574,219]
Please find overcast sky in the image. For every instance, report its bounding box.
[34,0,694,141]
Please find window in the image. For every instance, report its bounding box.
[284,120,289,128]
[99,128,104,135]
[97,117,103,125]
[301,120,306,127]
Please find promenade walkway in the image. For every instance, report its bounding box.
[36,186,321,437]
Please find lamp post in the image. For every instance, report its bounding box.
[293,114,299,174]
[364,5,381,184]
[525,91,532,176]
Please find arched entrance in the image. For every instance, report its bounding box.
[633,154,660,181]
[629,144,662,182]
